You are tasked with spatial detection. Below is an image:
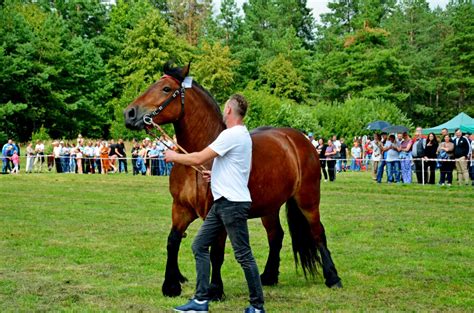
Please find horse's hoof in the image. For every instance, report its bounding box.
[162,280,182,297]
[208,283,225,301]
[260,272,279,286]
[328,280,343,289]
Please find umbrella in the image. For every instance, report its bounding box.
[382,125,410,133]
[366,120,391,131]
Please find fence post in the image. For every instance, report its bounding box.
[422,158,425,185]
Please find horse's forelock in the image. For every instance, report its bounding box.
[163,61,185,82]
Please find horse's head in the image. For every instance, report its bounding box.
[124,62,190,130]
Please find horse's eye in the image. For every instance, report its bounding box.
[163,87,171,93]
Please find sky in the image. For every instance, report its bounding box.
[214,0,450,21]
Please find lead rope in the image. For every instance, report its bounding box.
[145,118,208,175]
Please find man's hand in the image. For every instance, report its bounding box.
[164,150,178,163]
[202,170,211,183]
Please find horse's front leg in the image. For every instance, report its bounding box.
[208,229,227,301]
[162,203,196,297]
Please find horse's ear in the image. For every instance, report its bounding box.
[182,61,192,77]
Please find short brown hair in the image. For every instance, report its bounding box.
[228,94,248,117]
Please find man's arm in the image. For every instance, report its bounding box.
[164,147,218,166]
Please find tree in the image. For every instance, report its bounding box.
[193,41,239,104]
[166,0,213,46]
[107,8,193,138]
[441,0,474,117]
[314,25,409,104]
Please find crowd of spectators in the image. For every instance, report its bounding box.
[308,127,474,186]
[1,135,175,176]
[3,127,474,186]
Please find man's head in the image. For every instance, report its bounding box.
[455,128,462,138]
[441,128,449,137]
[332,135,337,141]
[7,139,12,144]
[224,94,248,124]
[397,133,403,141]
[415,127,422,138]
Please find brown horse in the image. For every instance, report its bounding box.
[124,63,342,299]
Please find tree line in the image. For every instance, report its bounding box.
[1,0,472,143]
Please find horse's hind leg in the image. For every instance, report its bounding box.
[316,221,342,288]
[293,196,342,288]
[208,229,227,301]
[260,213,284,286]
[162,204,196,297]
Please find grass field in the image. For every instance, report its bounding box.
[0,172,473,312]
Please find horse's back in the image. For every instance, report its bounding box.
[248,127,320,217]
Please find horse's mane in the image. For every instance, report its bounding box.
[163,61,222,117]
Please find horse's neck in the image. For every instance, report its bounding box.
[174,88,225,152]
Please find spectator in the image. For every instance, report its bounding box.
[76,147,83,174]
[131,141,140,175]
[11,150,19,174]
[84,141,95,174]
[53,141,62,173]
[26,142,35,173]
[453,128,470,185]
[70,143,77,173]
[376,133,389,183]
[350,141,362,171]
[386,134,400,183]
[339,138,348,172]
[363,139,373,171]
[94,141,102,174]
[316,138,328,182]
[325,139,337,181]
[148,142,160,175]
[117,139,128,173]
[34,140,45,172]
[437,134,454,186]
[61,142,70,173]
[440,128,452,142]
[424,133,438,184]
[411,127,427,184]
[399,132,413,183]
[100,141,111,174]
[370,134,382,180]
[332,135,342,172]
[2,139,14,174]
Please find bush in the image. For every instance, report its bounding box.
[242,87,413,140]
[31,126,51,143]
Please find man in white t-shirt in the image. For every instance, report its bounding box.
[165,94,265,313]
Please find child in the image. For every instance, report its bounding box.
[11,150,19,174]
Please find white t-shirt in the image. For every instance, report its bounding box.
[208,125,252,202]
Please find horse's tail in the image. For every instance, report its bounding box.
[286,197,321,278]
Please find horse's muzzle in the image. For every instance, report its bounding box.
[124,106,145,130]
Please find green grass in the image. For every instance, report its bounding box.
[0,172,473,312]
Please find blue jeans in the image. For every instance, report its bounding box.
[192,198,264,309]
[387,161,400,183]
[376,160,386,183]
[351,158,361,171]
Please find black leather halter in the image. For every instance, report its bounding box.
[143,77,186,125]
